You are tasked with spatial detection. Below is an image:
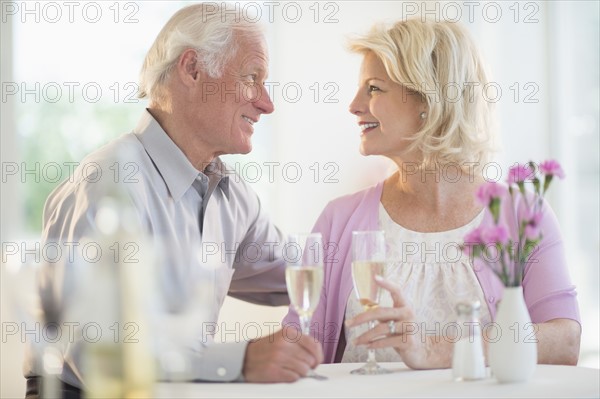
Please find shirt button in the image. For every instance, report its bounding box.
[488,296,495,303]
[217,367,227,377]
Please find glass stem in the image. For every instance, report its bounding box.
[366,320,376,364]
[300,314,322,378]
[300,314,311,335]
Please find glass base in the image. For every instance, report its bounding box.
[305,369,328,380]
[350,361,392,375]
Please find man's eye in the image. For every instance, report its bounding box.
[244,74,258,84]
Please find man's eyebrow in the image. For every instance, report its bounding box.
[243,65,267,75]
[256,66,267,75]
[254,67,270,81]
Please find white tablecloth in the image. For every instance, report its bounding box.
[155,363,600,398]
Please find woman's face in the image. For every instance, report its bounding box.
[349,51,426,159]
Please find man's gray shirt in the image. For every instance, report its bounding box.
[24,110,289,386]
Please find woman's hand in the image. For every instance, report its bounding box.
[345,276,433,369]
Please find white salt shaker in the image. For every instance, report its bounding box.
[452,301,486,381]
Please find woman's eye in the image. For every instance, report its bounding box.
[368,85,380,93]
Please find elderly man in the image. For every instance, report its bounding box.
[25,3,322,397]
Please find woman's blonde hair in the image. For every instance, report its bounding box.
[349,19,497,168]
[139,3,263,103]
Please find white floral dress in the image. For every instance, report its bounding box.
[342,203,492,363]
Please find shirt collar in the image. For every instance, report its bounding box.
[204,158,230,199]
[133,109,229,202]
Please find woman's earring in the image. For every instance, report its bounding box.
[420,112,427,120]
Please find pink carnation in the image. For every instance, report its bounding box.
[464,227,483,244]
[524,211,543,239]
[539,160,565,179]
[507,164,534,185]
[462,227,483,256]
[481,225,509,245]
[475,182,507,206]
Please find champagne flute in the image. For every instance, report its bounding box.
[350,230,391,375]
[285,232,327,380]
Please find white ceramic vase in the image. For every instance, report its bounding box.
[488,286,537,383]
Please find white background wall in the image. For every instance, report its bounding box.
[1,1,598,397]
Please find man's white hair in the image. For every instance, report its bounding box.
[138,3,263,102]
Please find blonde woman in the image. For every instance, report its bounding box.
[284,19,580,368]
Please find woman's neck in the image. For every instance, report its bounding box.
[382,175,483,232]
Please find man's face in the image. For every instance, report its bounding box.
[190,34,274,158]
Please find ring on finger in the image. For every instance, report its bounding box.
[388,320,396,335]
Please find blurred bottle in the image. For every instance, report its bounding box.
[3,240,64,399]
[452,300,486,381]
[83,188,156,398]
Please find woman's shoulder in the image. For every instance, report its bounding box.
[495,187,556,218]
[321,181,384,217]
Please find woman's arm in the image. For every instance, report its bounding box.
[533,318,581,365]
[347,278,582,369]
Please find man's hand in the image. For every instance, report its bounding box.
[242,326,324,382]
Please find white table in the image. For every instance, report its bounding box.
[155,363,600,398]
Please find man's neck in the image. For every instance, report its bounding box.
[147,106,216,171]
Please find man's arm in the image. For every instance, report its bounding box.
[189,341,249,381]
[227,194,289,306]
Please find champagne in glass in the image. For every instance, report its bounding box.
[350,231,391,375]
[352,260,386,309]
[285,233,327,380]
[286,266,323,318]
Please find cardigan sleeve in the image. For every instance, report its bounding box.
[521,199,581,325]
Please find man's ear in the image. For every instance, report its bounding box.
[177,49,202,88]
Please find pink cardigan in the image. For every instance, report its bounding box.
[283,181,581,364]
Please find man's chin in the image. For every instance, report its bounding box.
[232,143,252,155]
[240,141,252,154]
